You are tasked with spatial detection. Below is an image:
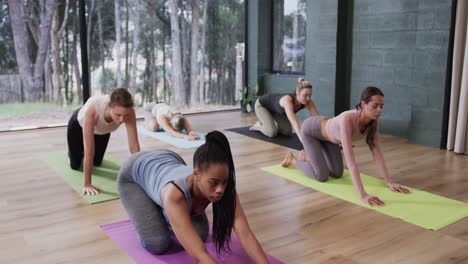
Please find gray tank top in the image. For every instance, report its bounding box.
[132,150,193,212]
[258,93,305,114]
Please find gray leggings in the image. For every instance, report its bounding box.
[296,116,344,182]
[254,99,292,137]
[117,151,209,255]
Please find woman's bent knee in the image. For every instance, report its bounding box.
[140,235,170,255]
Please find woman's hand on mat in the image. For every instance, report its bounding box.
[387,183,411,194]
[361,193,385,206]
[189,131,200,140]
[184,134,196,141]
[83,184,101,195]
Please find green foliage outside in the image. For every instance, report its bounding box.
[0,103,78,118]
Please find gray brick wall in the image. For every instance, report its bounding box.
[351,0,452,146]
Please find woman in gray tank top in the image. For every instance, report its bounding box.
[67,88,140,196]
[118,131,270,263]
[249,77,320,144]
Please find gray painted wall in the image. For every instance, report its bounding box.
[247,0,452,148]
[305,0,338,118]
[351,0,452,147]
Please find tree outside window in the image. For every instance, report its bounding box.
[272,0,306,74]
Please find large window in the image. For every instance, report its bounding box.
[0,0,244,131]
[90,0,245,109]
[272,0,306,73]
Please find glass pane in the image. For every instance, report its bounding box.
[0,0,82,131]
[0,0,245,131]
[89,0,245,115]
[272,0,307,73]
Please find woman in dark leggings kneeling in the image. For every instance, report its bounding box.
[67,88,140,196]
[117,131,269,264]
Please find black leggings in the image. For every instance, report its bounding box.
[67,108,110,170]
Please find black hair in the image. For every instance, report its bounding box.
[193,130,236,254]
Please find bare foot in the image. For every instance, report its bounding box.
[281,152,292,167]
[281,152,295,167]
[249,121,261,131]
[298,150,307,161]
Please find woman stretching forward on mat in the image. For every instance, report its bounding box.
[249,77,319,143]
[143,102,200,141]
[118,131,269,263]
[281,86,410,206]
[67,88,140,196]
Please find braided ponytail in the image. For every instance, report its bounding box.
[193,131,236,254]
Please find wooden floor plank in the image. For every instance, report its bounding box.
[0,111,467,263]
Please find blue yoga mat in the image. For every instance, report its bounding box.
[138,125,206,149]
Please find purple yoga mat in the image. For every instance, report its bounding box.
[101,220,283,264]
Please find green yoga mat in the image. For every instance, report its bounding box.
[40,151,121,204]
[262,165,468,230]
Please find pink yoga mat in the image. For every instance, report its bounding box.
[101,220,283,264]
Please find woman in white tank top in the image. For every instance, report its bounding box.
[143,102,200,141]
[67,88,140,196]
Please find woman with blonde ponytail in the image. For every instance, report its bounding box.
[249,77,319,143]
[281,87,410,206]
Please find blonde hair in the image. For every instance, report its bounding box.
[170,113,186,132]
[296,77,313,93]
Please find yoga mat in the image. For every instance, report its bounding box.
[101,219,283,264]
[226,126,302,150]
[262,165,468,231]
[138,125,206,149]
[40,151,120,204]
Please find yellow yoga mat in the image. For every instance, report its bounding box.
[40,151,121,204]
[262,165,468,230]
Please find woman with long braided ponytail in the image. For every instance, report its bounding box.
[117,131,269,263]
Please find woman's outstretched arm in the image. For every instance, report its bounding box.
[163,185,217,264]
[372,132,410,194]
[233,195,269,264]
[125,108,140,154]
[340,115,384,205]
[282,96,304,143]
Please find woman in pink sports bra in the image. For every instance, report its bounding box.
[281,86,410,206]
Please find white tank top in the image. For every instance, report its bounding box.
[151,103,177,124]
[78,95,121,135]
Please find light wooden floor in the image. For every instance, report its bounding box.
[1,111,468,264]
